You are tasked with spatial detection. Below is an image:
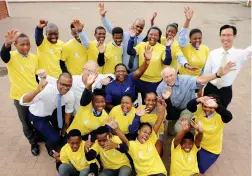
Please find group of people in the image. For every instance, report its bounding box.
[1,3,251,176]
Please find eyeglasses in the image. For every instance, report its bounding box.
[58,82,72,89]
[115,70,127,73]
[220,34,234,38]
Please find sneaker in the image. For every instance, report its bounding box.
[31,143,40,156]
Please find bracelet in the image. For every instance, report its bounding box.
[215,72,221,78]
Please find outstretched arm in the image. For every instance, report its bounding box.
[35,20,48,46]
[99,3,113,34]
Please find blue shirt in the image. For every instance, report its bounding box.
[156,75,198,110]
[105,73,136,106]
[102,16,145,72]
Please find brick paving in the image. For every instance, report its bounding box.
[0,2,250,176]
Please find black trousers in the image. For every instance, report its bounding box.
[204,82,232,108]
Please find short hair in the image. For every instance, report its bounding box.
[181,131,194,143]
[16,33,29,41]
[58,72,72,80]
[70,23,75,29]
[67,129,81,139]
[114,63,127,71]
[112,27,124,35]
[45,23,58,32]
[145,91,158,98]
[93,88,106,98]
[95,26,106,34]
[134,17,145,24]
[84,60,98,69]
[139,122,152,131]
[189,28,202,38]
[161,66,176,78]
[219,24,237,36]
[95,126,109,135]
[166,23,179,32]
[121,94,133,103]
[143,26,162,43]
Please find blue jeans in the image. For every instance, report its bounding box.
[99,166,131,176]
[59,163,89,176]
[197,148,220,173]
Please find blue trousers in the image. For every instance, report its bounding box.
[197,148,220,173]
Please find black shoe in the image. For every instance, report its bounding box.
[31,143,40,156]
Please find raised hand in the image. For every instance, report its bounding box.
[184,7,193,21]
[98,3,108,17]
[37,19,48,29]
[162,86,172,100]
[129,25,136,37]
[203,98,218,108]
[180,118,190,131]
[107,118,119,130]
[84,135,93,153]
[156,97,167,117]
[72,18,84,32]
[143,45,152,64]
[196,96,211,104]
[191,119,203,133]
[36,69,47,79]
[104,135,118,150]
[86,71,98,88]
[97,41,105,53]
[166,38,174,46]
[37,79,48,92]
[101,77,111,86]
[136,108,148,116]
[150,12,157,26]
[4,29,21,44]
[217,61,236,76]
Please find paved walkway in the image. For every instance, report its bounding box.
[0,2,250,176]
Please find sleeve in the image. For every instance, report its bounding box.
[178,27,188,48]
[171,138,177,151]
[177,55,188,67]
[149,130,158,145]
[216,105,233,123]
[127,36,137,56]
[35,27,44,47]
[186,98,199,113]
[78,31,90,49]
[19,89,46,106]
[163,46,172,65]
[0,43,11,63]
[59,146,70,164]
[156,82,163,98]
[242,46,252,61]
[97,53,105,66]
[101,16,113,34]
[65,92,74,113]
[128,115,141,135]
[60,60,68,73]
[105,85,113,103]
[202,52,212,75]
[61,45,68,62]
[80,88,92,106]
[182,75,198,90]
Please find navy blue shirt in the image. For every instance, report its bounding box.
[105,73,136,106]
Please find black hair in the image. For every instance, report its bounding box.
[189,28,202,38]
[58,72,72,80]
[95,126,110,135]
[121,94,133,103]
[166,23,179,33]
[112,27,124,35]
[139,122,152,131]
[145,91,158,97]
[45,23,58,32]
[114,63,127,71]
[143,26,162,43]
[92,88,106,98]
[16,33,29,41]
[181,131,194,143]
[95,26,106,34]
[70,23,75,29]
[219,24,237,36]
[67,129,81,139]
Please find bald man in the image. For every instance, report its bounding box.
[157,64,235,135]
[37,60,115,114]
[20,72,74,156]
[99,3,146,72]
[35,20,65,78]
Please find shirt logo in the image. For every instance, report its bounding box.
[49,48,54,53]
[70,160,75,164]
[74,53,79,58]
[20,65,24,71]
[125,87,130,92]
[83,120,89,125]
[148,146,153,152]
[138,151,143,159]
[114,56,118,61]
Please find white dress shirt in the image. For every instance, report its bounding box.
[203,46,251,87]
[19,84,74,117]
[44,74,115,113]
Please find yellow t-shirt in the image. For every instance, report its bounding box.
[91,136,131,169]
[67,103,108,135]
[6,51,38,100]
[138,105,164,135]
[128,131,167,176]
[194,104,224,154]
[87,41,106,74]
[37,37,64,78]
[179,43,209,76]
[135,42,165,82]
[161,37,184,71]
[109,105,136,134]
[60,141,92,171]
[103,41,123,74]
[61,39,88,75]
[170,139,200,176]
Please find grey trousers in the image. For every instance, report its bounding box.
[99,166,131,176]
[59,163,90,176]
[13,100,37,145]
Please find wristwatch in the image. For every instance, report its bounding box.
[215,72,221,78]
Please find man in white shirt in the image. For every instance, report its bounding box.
[37,60,115,114]
[203,24,251,108]
[20,72,75,156]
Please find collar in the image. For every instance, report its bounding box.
[220,47,233,54]
[174,77,180,86]
[122,111,130,116]
[92,107,102,117]
[112,40,122,47]
[204,112,215,119]
[190,43,200,50]
[17,51,29,57]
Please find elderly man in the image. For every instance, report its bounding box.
[156,62,235,135]
[37,60,115,114]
